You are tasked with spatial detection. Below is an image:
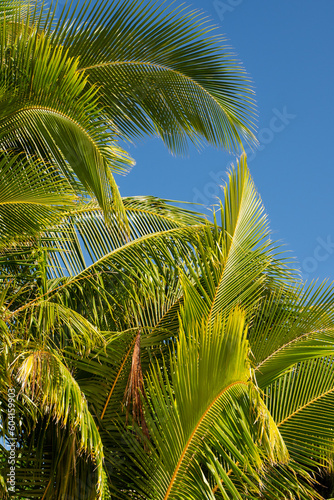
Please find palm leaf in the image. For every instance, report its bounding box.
[48,0,257,154]
[265,356,334,470]
[0,10,133,222]
[43,196,205,277]
[251,280,334,387]
[16,348,110,499]
[128,308,290,499]
[0,152,76,248]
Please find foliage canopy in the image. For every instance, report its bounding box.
[0,1,334,499]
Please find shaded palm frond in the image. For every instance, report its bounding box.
[265,356,334,470]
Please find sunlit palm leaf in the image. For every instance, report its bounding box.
[130,308,292,499]
[44,196,205,276]
[47,0,257,154]
[0,153,76,248]
[251,281,334,387]
[16,349,110,499]
[0,8,133,221]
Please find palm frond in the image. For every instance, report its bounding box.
[128,308,289,499]
[47,0,257,154]
[0,12,133,222]
[265,356,334,470]
[16,349,110,499]
[43,196,205,277]
[0,152,76,248]
[251,280,334,387]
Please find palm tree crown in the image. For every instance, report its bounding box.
[1,1,334,499]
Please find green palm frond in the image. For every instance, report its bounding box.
[251,280,334,388]
[16,349,110,499]
[266,356,334,469]
[127,307,298,499]
[205,155,272,324]
[43,196,205,277]
[0,0,258,236]
[0,0,26,18]
[47,0,257,154]
[173,155,281,331]
[0,153,76,247]
[0,9,133,222]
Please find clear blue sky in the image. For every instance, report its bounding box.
[115,1,334,283]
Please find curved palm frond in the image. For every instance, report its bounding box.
[0,0,258,235]
[43,196,206,277]
[250,280,334,388]
[266,356,334,470]
[125,306,317,500]
[0,152,76,248]
[0,7,133,222]
[47,0,257,154]
[15,348,110,499]
[169,155,290,331]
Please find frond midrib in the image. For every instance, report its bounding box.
[5,225,203,321]
[61,204,196,226]
[277,385,334,428]
[163,381,247,500]
[206,181,247,326]
[256,327,334,372]
[75,224,203,278]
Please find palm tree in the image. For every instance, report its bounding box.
[118,158,334,499]
[2,155,334,498]
[0,0,258,496]
[1,0,334,498]
[0,198,206,498]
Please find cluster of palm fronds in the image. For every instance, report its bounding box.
[1,1,334,499]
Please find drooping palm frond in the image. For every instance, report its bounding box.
[0,0,258,235]
[45,0,257,154]
[43,196,206,277]
[0,282,111,498]
[0,153,77,248]
[0,253,112,498]
[0,4,134,223]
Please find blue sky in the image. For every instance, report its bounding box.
[115,1,334,283]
